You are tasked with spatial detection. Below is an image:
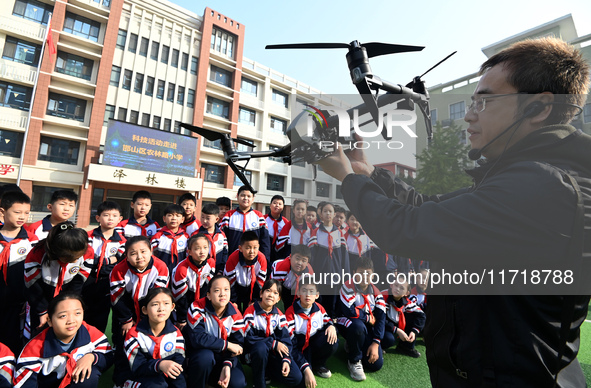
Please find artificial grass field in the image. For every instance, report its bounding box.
[97,304,591,387]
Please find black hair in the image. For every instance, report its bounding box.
[320,202,334,212]
[125,235,151,252]
[140,287,174,311]
[0,191,30,210]
[163,204,185,217]
[50,190,78,204]
[178,193,197,206]
[237,186,254,196]
[48,292,85,318]
[334,205,347,215]
[240,230,259,245]
[261,278,283,296]
[43,222,88,263]
[96,200,122,216]
[346,211,356,221]
[216,196,231,208]
[202,203,220,216]
[293,199,307,207]
[208,274,231,292]
[316,201,327,213]
[298,274,318,290]
[306,205,317,212]
[132,190,152,203]
[270,195,285,205]
[0,184,22,200]
[187,233,210,251]
[355,256,374,272]
[291,244,311,260]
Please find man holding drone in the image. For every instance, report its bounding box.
[318,37,591,387]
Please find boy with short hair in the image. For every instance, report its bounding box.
[305,206,318,229]
[178,192,201,236]
[27,190,77,239]
[85,200,126,332]
[151,204,189,273]
[333,206,347,232]
[216,196,232,220]
[119,190,160,239]
[265,195,289,263]
[270,244,314,308]
[0,191,38,354]
[220,186,271,263]
[198,203,228,274]
[224,231,267,312]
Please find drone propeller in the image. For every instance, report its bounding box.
[266,40,424,58]
[180,122,225,142]
[406,51,457,89]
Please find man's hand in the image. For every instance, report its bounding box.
[121,321,134,337]
[316,133,375,181]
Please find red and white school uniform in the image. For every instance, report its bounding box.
[171,256,215,324]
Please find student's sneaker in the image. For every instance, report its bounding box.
[347,360,366,381]
[314,366,332,378]
[397,346,421,358]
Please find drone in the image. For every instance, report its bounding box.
[181,40,455,193]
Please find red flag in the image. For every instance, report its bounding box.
[46,21,56,62]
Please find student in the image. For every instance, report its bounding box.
[264,195,289,263]
[0,184,22,226]
[223,231,267,312]
[171,234,216,329]
[109,236,169,386]
[305,206,318,229]
[336,256,385,381]
[333,206,347,232]
[216,197,232,221]
[0,191,38,354]
[198,203,228,274]
[0,342,14,388]
[285,277,338,387]
[409,268,429,312]
[344,212,387,279]
[84,201,125,332]
[124,288,186,388]
[382,275,426,358]
[183,276,247,388]
[14,293,113,388]
[219,186,270,264]
[307,202,350,317]
[119,190,159,239]
[286,199,313,248]
[243,279,302,388]
[270,244,314,308]
[27,190,77,240]
[151,204,189,273]
[24,222,94,339]
[178,192,201,236]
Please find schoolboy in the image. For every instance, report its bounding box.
[178,192,201,236]
[0,184,22,226]
[270,244,314,308]
[198,203,228,274]
[382,275,426,358]
[85,201,126,332]
[151,204,189,273]
[333,205,347,232]
[119,190,160,239]
[183,275,247,388]
[171,233,216,329]
[223,231,267,312]
[216,196,232,220]
[305,206,318,229]
[27,190,77,239]
[0,191,38,354]
[344,212,387,278]
[265,195,289,263]
[285,277,338,386]
[220,186,271,263]
[336,256,385,381]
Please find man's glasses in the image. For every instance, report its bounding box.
[466,92,526,114]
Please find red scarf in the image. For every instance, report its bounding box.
[299,313,312,351]
[212,314,228,340]
[394,305,406,331]
[54,261,70,297]
[346,232,364,255]
[57,352,78,388]
[0,238,21,281]
[362,294,374,321]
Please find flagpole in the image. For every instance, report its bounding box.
[16,13,53,186]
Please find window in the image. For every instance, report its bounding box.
[129,110,139,124]
[336,185,343,199]
[430,109,438,127]
[2,36,41,67]
[238,107,255,126]
[133,73,144,93]
[0,129,24,157]
[177,86,185,105]
[12,0,52,25]
[210,65,232,87]
[234,170,252,186]
[584,103,591,123]
[210,27,235,58]
[150,42,159,60]
[55,52,93,80]
[235,138,254,153]
[46,93,86,122]
[161,45,169,64]
[270,117,287,134]
[139,37,149,57]
[141,113,150,127]
[187,89,195,108]
[203,138,222,150]
[316,182,330,197]
[122,69,132,90]
[167,83,175,102]
[292,178,305,194]
[272,89,288,108]
[103,104,115,126]
[0,82,33,111]
[145,76,155,97]
[171,49,179,68]
[156,80,165,99]
[241,77,258,96]
[163,119,171,132]
[202,163,225,184]
[267,174,285,192]
[128,33,138,53]
[268,146,284,163]
[110,66,121,86]
[450,101,465,120]
[63,12,101,42]
[190,56,198,75]
[173,121,181,134]
[38,136,80,165]
[181,53,189,70]
[152,116,161,129]
[116,29,127,49]
[206,96,229,119]
[117,107,127,121]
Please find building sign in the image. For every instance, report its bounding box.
[103,121,198,177]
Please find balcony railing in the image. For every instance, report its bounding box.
[0,16,46,41]
[0,58,37,84]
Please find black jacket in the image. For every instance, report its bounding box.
[341,125,591,387]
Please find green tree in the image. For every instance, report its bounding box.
[414,121,473,195]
